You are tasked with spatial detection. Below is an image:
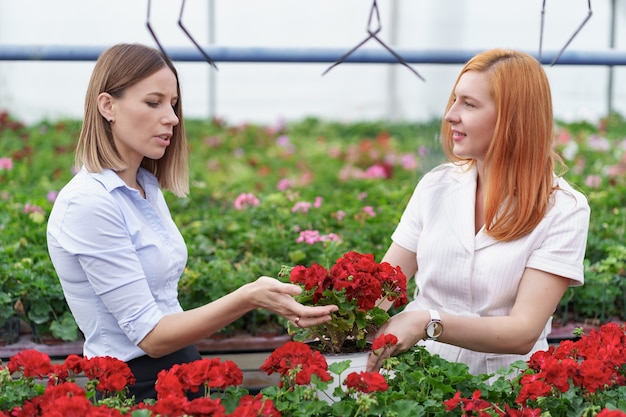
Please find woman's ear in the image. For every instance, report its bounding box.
[97,92,115,123]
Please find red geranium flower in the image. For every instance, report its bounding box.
[344,371,388,393]
[184,397,227,417]
[229,394,280,417]
[371,333,398,354]
[7,349,52,378]
[80,356,135,393]
[260,341,331,388]
[285,251,407,354]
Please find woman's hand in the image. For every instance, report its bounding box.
[247,276,338,328]
[367,310,427,372]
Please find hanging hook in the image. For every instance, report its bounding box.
[146,0,167,57]
[539,0,593,66]
[178,0,218,70]
[146,0,218,69]
[322,0,425,81]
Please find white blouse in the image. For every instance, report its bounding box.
[391,163,590,377]
[47,167,187,361]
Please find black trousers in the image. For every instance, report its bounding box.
[126,345,204,403]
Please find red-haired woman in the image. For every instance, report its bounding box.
[368,49,590,379]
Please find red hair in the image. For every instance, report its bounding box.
[442,49,565,241]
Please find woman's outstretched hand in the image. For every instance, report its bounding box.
[366,310,426,372]
[248,276,338,328]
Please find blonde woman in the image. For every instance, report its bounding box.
[368,49,590,378]
[47,43,337,402]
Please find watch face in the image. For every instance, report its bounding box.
[427,321,443,338]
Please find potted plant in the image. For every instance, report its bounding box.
[282,251,408,354]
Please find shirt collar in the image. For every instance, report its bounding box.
[83,167,158,197]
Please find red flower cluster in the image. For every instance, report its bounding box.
[518,322,626,402]
[1,349,279,417]
[287,251,408,354]
[260,341,332,388]
[371,333,398,354]
[155,357,243,398]
[344,371,388,394]
[290,251,408,311]
[261,339,392,405]
[80,355,136,393]
[444,322,626,416]
[8,349,53,378]
[8,349,135,392]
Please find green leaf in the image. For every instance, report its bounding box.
[49,311,78,341]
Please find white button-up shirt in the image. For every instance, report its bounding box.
[392,163,590,376]
[47,167,187,361]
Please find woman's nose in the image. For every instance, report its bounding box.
[164,107,179,126]
[444,108,458,124]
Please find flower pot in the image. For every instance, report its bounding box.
[319,349,370,403]
[0,316,20,346]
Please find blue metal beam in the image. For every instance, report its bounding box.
[0,45,625,66]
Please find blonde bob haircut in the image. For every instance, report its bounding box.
[75,43,189,197]
[442,48,565,242]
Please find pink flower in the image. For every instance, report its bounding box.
[556,130,571,145]
[276,178,292,191]
[0,157,13,170]
[362,206,376,217]
[401,153,417,170]
[276,135,295,154]
[47,191,58,202]
[322,233,341,242]
[276,135,290,147]
[418,146,430,157]
[363,164,388,179]
[233,193,259,210]
[296,230,321,245]
[584,175,602,188]
[296,230,341,245]
[23,203,44,215]
[587,135,610,151]
[291,201,312,213]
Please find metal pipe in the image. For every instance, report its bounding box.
[386,0,399,120]
[607,0,617,115]
[1,45,626,66]
[207,0,216,119]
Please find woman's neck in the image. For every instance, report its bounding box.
[117,168,145,198]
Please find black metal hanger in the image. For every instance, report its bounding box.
[322,0,425,81]
[146,0,218,70]
[539,0,593,66]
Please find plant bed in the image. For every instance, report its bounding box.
[194,331,291,354]
[0,334,84,361]
[546,319,605,343]
[0,332,292,362]
[4,322,626,416]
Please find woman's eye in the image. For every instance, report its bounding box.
[147,102,159,108]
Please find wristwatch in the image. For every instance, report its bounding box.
[424,310,444,341]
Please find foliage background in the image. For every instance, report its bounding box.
[1,111,626,341]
